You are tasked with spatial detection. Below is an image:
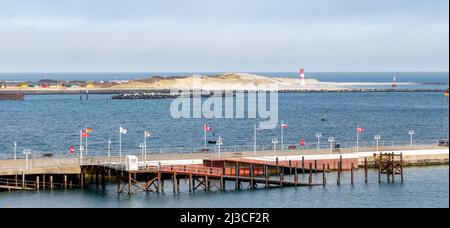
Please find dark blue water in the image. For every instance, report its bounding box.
[0,166,448,208]
[0,92,448,158]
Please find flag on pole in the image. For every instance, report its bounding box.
[204,124,213,132]
[86,127,94,133]
[120,127,128,134]
[281,123,289,129]
[82,132,90,137]
[144,131,152,137]
[357,127,365,133]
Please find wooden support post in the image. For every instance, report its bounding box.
[220,176,224,191]
[223,161,226,175]
[364,157,368,184]
[189,174,192,192]
[22,172,25,189]
[322,164,326,186]
[294,166,298,186]
[116,173,120,193]
[172,173,176,193]
[36,176,40,190]
[276,157,279,166]
[206,175,210,191]
[289,160,292,174]
[157,172,161,193]
[339,155,343,173]
[280,167,284,188]
[42,175,46,190]
[177,175,180,193]
[235,162,240,190]
[309,163,313,184]
[391,152,395,183]
[264,165,269,189]
[128,173,132,195]
[64,175,67,189]
[302,156,305,174]
[314,160,318,174]
[400,153,404,183]
[378,153,382,183]
[250,163,254,189]
[101,170,106,189]
[337,162,341,185]
[351,163,354,186]
[96,168,99,188]
[50,176,53,190]
[80,172,85,189]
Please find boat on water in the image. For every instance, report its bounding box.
[0,93,25,100]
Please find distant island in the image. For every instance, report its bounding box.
[0,73,445,94]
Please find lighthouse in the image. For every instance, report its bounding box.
[300,68,306,86]
[392,75,397,88]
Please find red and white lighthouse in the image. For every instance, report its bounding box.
[299,68,306,86]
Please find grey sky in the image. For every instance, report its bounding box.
[0,0,448,72]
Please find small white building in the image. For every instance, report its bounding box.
[126,155,139,171]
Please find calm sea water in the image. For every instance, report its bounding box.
[0,91,448,157]
[0,166,448,208]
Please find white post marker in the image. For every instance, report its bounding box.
[328,137,335,154]
[119,127,128,158]
[375,135,381,152]
[272,138,279,155]
[316,133,322,150]
[144,131,151,163]
[13,141,17,160]
[23,149,31,170]
[409,130,415,148]
[107,139,112,157]
[217,136,223,158]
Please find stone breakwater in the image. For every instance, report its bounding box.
[0,93,24,100]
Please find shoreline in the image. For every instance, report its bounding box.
[0,88,447,95]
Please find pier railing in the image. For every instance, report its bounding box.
[0,139,447,161]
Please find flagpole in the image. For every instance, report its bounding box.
[119,129,122,158]
[144,134,147,163]
[79,130,83,161]
[85,126,88,157]
[254,123,257,154]
[204,126,207,149]
[356,127,359,153]
[281,121,284,151]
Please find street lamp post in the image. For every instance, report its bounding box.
[107,139,112,157]
[272,138,279,155]
[316,133,322,150]
[375,135,381,152]
[217,136,223,158]
[328,137,335,154]
[23,149,31,170]
[409,130,415,148]
[13,142,17,160]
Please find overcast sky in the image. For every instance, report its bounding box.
[0,0,448,73]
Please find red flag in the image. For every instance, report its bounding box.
[204,124,213,132]
[300,139,305,147]
[281,124,289,129]
[82,132,90,137]
[357,127,365,133]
